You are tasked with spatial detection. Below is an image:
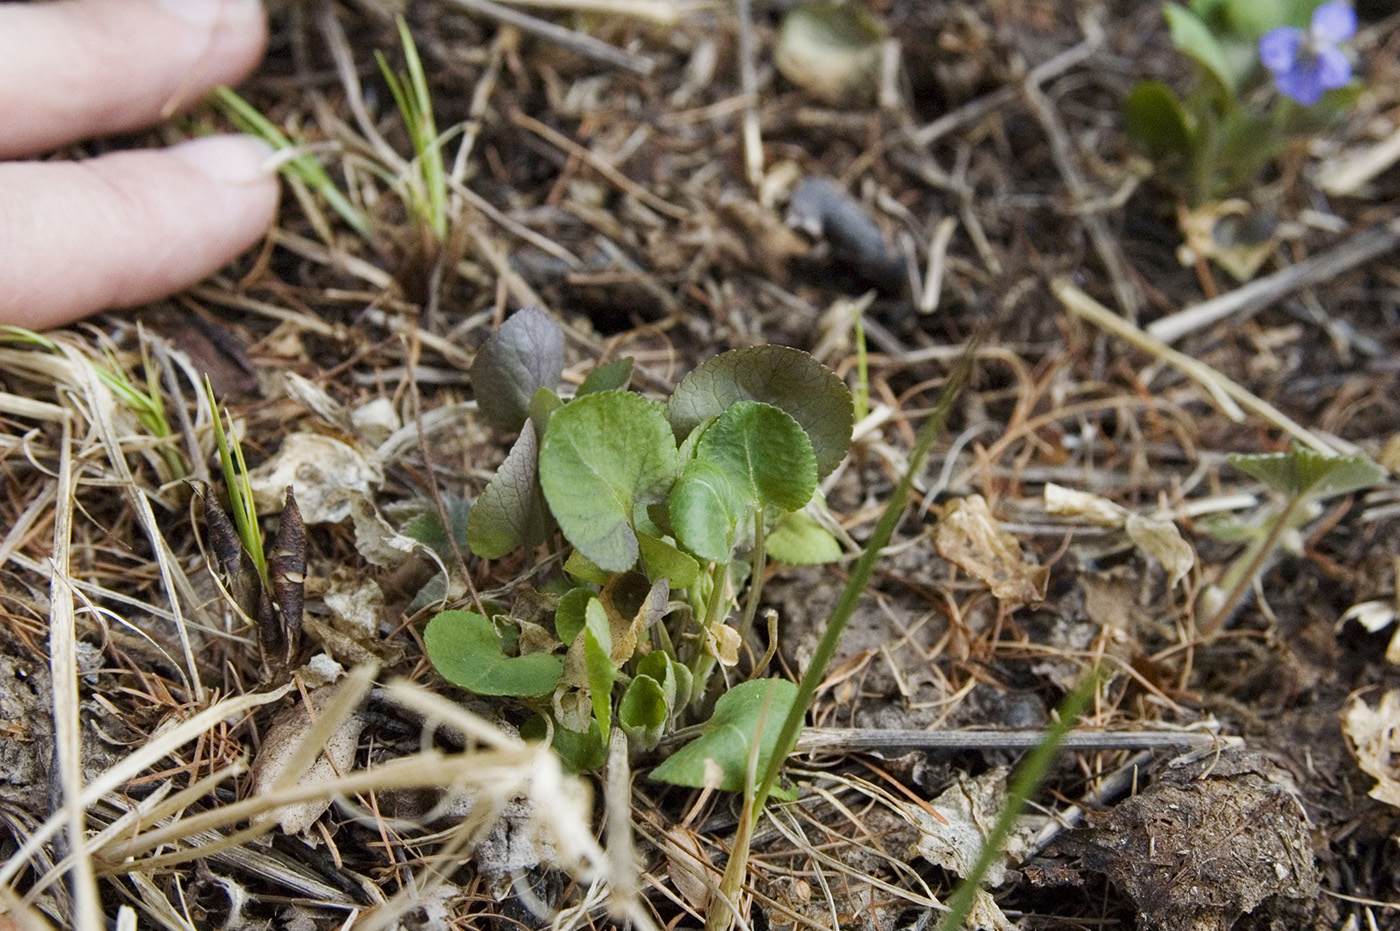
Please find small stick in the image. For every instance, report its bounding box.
[511,110,689,220]
[798,728,1228,753]
[1146,218,1400,343]
[734,0,764,190]
[1054,278,1347,456]
[1021,17,1139,320]
[443,0,656,75]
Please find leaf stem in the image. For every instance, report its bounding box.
[736,508,768,647]
[1199,494,1300,636]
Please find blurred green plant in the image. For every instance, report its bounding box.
[1126,0,1361,207]
[375,16,449,244]
[1199,443,1385,633]
[211,86,372,238]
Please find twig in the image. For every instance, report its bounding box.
[797,727,1227,753]
[487,0,710,24]
[734,0,764,190]
[442,0,656,75]
[1146,218,1400,343]
[1021,17,1139,320]
[511,110,689,220]
[1053,278,1347,456]
[905,33,1101,149]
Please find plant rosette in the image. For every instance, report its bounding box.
[416,308,855,782]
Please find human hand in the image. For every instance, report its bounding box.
[0,0,279,330]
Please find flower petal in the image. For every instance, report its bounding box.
[1316,46,1352,90]
[1311,2,1357,44]
[1259,27,1301,73]
[1276,63,1325,106]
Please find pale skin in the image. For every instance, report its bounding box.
[0,0,280,330]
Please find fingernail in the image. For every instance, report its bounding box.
[153,0,261,26]
[172,135,274,184]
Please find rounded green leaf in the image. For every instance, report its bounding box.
[578,358,635,396]
[1229,447,1386,500]
[1124,81,1196,162]
[650,678,798,791]
[698,401,817,512]
[619,675,668,750]
[637,532,701,589]
[470,306,565,432]
[1163,4,1236,96]
[424,610,562,697]
[669,459,746,562]
[666,346,853,479]
[555,587,596,646]
[539,391,680,572]
[766,508,843,565]
[583,597,616,737]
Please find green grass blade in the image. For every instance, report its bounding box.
[937,667,1104,931]
[210,86,371,238]
[203,376,268,588]
[753,342,976,810]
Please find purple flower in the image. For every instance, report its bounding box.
[1259,1,1357,106]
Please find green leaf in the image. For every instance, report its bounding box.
[466,419,549,559]
[650,678,799,792]
[522,713,607,773]
[539,391,680,572]
[1124,81,1196,162]
[698,401,817,512]
[637,650,693,712]
[528,387,563,434]
[564,549,610,586]
[471,306,565,432]
[1222,0,1285,35]
[619,675,668,750]
[766,508,843,565]
[402,493,472,560]
[1163,3,1236,96]
[666,346,853,480]
[583,597,617,738]
[637,532,701,589]
[555,587,596,646]
[669,458,747,562]
[1229,447,1387,500]
[424,610,563,696]
[578,358,635,396]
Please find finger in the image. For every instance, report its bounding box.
[0,135,280,329]
[0,0,266,158]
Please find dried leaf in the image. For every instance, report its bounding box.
[935,495,1047,606]
[705,624,741,666]
[664,826,716,913]
[249,687,366,835]
[348,493,427,567]
[267,488,307,664]
[248,433,384,524]
[1125,514,1195,589]
[1344,690,1400,809]
[199,483,260,619]
[1044,482,1127,528]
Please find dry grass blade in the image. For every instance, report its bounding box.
[1053,278,1345,455]
[47,416,103,931]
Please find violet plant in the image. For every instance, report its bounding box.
[412,307,856,779]
[1126,0,1362,208]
